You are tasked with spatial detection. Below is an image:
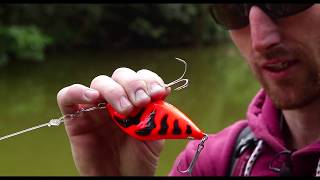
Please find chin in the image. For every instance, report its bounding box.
[268,89,320,110]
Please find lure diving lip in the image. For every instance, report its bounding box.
[106,100,206,141]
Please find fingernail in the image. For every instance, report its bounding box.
[84,89,99,102]
[135,89,149,103]
[150,83,164,96]
[120,96,132,110]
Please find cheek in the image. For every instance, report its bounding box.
[311,36,320,65]
[295,34,320,69]
[229,30,252,60]
[246,59,260,78]
[286,6,320,66]
[230,31,260,78]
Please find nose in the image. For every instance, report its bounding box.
[249,6,282,53]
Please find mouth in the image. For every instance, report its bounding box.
[263,59,298,72]
[261,58,299,79]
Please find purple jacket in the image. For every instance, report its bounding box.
[169,89,320,176]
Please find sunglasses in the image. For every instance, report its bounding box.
[209,4,314,30]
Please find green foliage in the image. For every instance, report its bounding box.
[129,17,166,39]
[0,25,52,65]
[0,4,228,51]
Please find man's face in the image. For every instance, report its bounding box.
[229,5,320,110]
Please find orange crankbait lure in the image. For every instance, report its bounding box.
[106,100,206,140]
[106,58,208,175]
[106,58,206,141]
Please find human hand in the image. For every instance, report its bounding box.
[57,68,170,176]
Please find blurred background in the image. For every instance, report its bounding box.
[0,4,260,176]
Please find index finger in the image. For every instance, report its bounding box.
[57,84,101,114]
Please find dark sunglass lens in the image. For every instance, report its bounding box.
[263,4,313,18]
[209,4,250,30]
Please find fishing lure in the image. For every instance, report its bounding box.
[106,100,206,141]
[105,58,209,175]
[106,58,206,141]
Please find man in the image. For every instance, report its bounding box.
[57,4,320,176]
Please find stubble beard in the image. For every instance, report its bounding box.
[255,66,320,110]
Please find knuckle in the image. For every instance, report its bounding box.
[126,79,147,89]
[57,86,69,102]
[90,75,110,87]
[136,68,152,74]
[69,83,84,90]
[137,69,164,84]
[105,85,123,98]
[111,67,135,79]
[67,84,84,94]
[56,84,85,104]
[136,69,158,78]
[90,75,125,100]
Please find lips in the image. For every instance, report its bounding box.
[262,59,299,73]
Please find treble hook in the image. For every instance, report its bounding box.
[165,57,189,91]
[177,134,209,175]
